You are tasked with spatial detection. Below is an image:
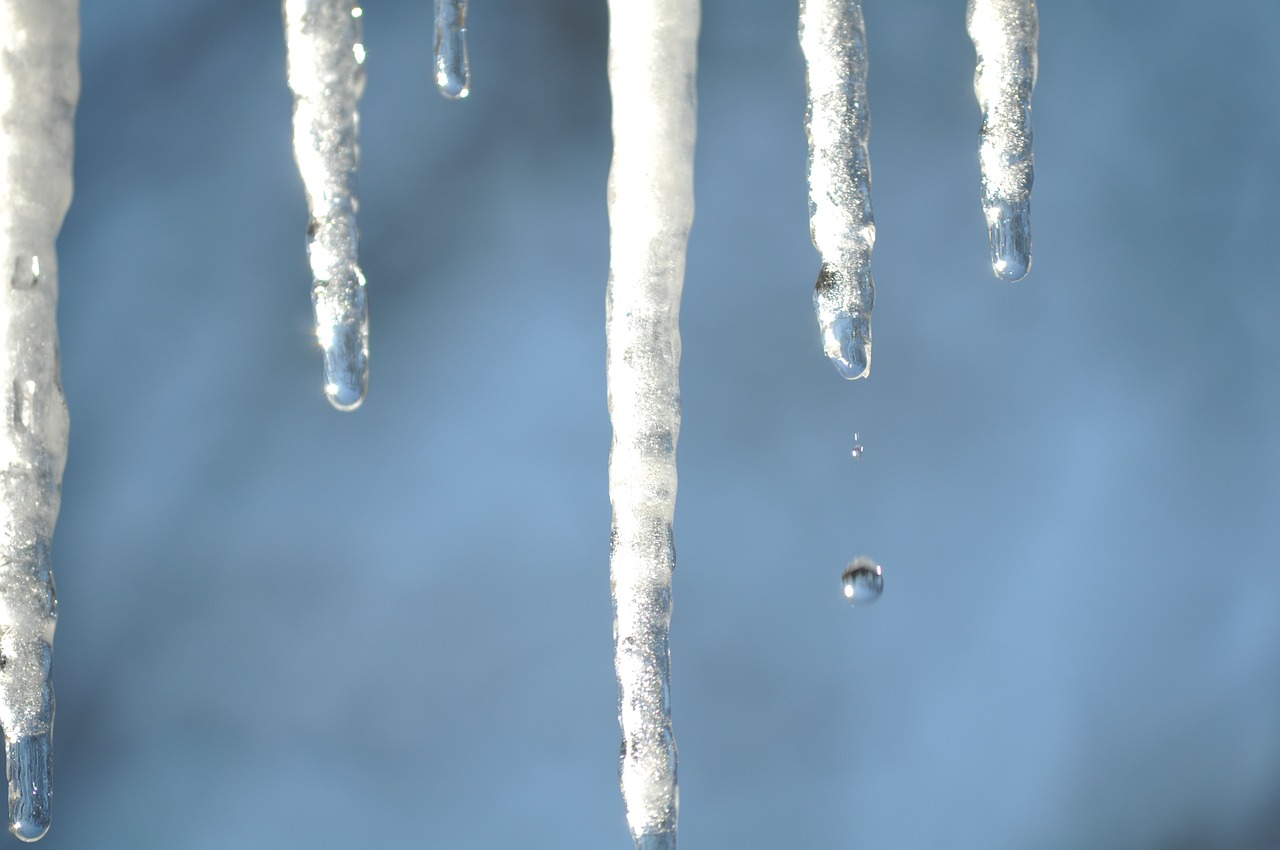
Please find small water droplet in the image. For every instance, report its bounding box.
[7,733,51,842]
[841,557,883,606]
[850,432,864,459]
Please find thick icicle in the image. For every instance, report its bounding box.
[967,0,1038,282]
[0,0,78,841]
[605,0,698,846]
[800,0,876,380]
[284,0,370,410]
[433,0,469,99]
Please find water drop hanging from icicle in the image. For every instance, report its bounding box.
[800,0,876,380]
[968,0,1038,281]
[434,0,470,98]
[283,0,371,410]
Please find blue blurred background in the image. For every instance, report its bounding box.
[36,0,1280,846]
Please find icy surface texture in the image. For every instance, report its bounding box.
[605,0,698,845]
[967,0,1038,281]
[433,0,469,98]
[0,0,77,840]
[284,0,370,410]
[800,0,875,380]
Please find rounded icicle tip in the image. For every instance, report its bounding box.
[986,199,1032,282]
[320,318,368,411]
[814,264,873,380]
[841,556,884,606]
[7,734,51,842]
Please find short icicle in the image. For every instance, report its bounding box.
[967,0,1038,282]
[604,0,698,847]
[0,0,79,841]
[433,0,470,99]
[800,0,876,380]
[283,0,370,410]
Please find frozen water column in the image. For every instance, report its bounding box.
[967,0,1038,281]
[800,0,876,380]
[284,0,370,410]
[605,1,698,847]
[0,0,77,841]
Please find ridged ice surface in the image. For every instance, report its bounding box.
[284,0,370,410]
[605,0,698,845]
[967,0,1038,282]
[433,0,469,99]
[800,0,875,380]
[0,0,78,841]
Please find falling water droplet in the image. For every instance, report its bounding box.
[841,556,883,606]
[434,0,470,98]
[850,432,864,459]
[7,733,51,842]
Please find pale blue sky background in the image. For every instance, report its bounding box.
[32,0,1280,847]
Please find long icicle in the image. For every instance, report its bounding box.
[605,0,698,846]
[800,0,876,380]
[967,0,1038,282]
[433,0,470,99]
[284,0,370,410]
[0,0,77,841]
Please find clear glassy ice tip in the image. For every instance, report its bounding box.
[987,199,1031,282]
[434,0,470,98]
[320,316,368,411]
[7,734,51,842]
[635,832,677,850]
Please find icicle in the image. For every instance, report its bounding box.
[799,0,876,380]
[433,0,470,99]
[605,0,698,846]
[283,0,370,410]
[967,0,1038,282]
[0,0,78,841]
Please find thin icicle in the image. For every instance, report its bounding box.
[800,0,875,380]
[433,0,470,99]
[284,0,370,410]
[605,0,698,846]
[967,0,1038,282]
[0,0,78,841]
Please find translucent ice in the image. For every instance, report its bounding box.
[605,0,698,845]
[284,0,371,410]
[434,0,470,99]
[967,0,1038,282]
[800,0,876,380]
[0,0,77,839]
[6,734,51,842]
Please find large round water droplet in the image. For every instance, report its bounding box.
[841,557,883,606]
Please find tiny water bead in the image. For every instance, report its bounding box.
[841,557,883,606]
[850,432,864,459]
